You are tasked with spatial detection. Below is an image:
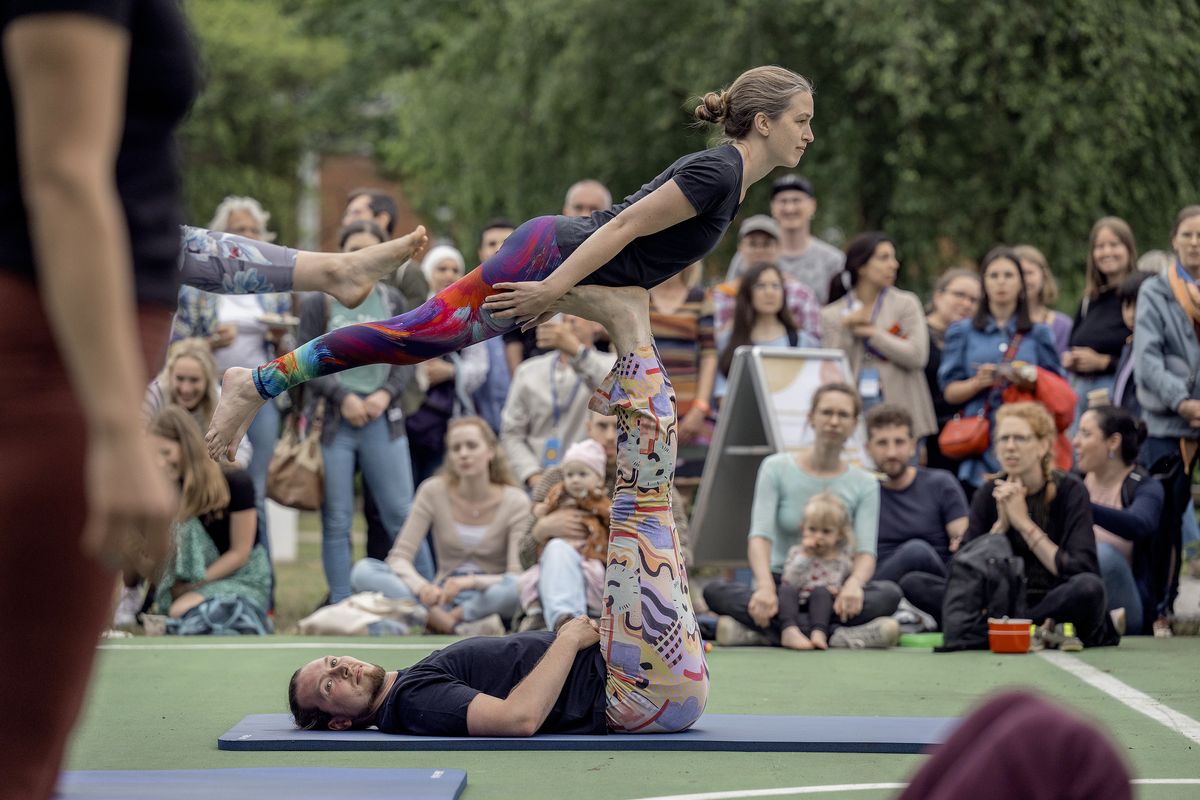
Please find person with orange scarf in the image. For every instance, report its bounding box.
[1132,205,1200,634]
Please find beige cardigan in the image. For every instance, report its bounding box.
[820,288,937,438]
[384,476,530,594]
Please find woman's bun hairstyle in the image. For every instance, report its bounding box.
[693,91,730,124]
[691,66,813,141]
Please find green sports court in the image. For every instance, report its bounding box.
[71,634,1200,799]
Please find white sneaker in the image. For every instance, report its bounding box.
[893,598,938,633]
[454,613,507,637]
[715,615,770,647]
[829,617,901,649]
[112,586,142,627]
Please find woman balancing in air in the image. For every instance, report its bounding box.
[278,65,815,735]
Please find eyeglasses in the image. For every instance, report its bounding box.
[995,433,1033,445]
[947,289,980,303]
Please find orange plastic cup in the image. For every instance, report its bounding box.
[987,617,1032,654]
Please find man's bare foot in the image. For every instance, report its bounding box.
[330,225,428,307]
[553,285,651,353]
[810,630,829,650]
[205,367,266,462]
[781,626,814,651]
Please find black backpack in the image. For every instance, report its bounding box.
[936,533,1027,652]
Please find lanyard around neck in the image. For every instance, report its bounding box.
[550,357,583,427]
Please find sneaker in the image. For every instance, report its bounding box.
[1109,607,1127,638]
[829,618,900,649]
[892,598,937,633]
[1057,623,1083,652]
[454,613,506,637]
[112,586,142,627]
[1038,622,1083,652]
[715,616,770,647]
[517,610,546,632]
[1153,617,1173,638]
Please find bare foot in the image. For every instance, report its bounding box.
[780,626,814,651]
[334,226,428,307]
[552,285,651,353]
[205,367,266,462]
[810,630,829,650]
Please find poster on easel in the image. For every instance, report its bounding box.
[689,346,866,566]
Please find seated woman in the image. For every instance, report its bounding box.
[1073,406,1164,636]
[702,383,902,649]
[350,416,528,636]
[938,247,1063,491]
[901,403,1110,649]
[148,407,272,620]
[820,232,935,437]
[714,261,814,407]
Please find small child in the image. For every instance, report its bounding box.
[517,439,611,629]
[778,492,854,650]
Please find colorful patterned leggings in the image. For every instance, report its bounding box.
[593,345,708,733]
[250,216,561,399]
[179,225,299,295]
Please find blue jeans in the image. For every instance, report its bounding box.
[1097,542,1142,636]
[874,538,948,584]
[538,538,588,628]
[350,558,519,622]
[245,398,280,554]
[320,416,417,602]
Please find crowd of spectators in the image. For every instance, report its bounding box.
[124,178,1200,654]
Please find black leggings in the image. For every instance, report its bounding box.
[778,584,834,636]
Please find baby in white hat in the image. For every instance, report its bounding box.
[532,438,611,562]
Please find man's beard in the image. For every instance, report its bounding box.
[359,663,387,713]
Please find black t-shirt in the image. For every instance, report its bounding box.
[376,631,607,736]
[559,144,743,289]
[0,0,199,307]
[200,468,257,555]
[1068,289,1129,374]
[877,468,970,563]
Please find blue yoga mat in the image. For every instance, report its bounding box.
[57,768,466,800]
[219,713,957,754]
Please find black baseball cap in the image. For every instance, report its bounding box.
[770,174,815,199]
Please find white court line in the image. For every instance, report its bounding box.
[625,779,1200,800]
[98,642,441,651]
[1038,650,1200,747]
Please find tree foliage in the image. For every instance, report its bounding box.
[185,0,1200,304]
[179,0,346,241]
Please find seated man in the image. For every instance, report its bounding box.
[865,405,969,584]
[288,286,708,735]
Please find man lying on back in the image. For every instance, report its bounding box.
[288,618,606,736]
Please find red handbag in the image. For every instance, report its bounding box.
[938,411,991,459]
[937,333,1026,460]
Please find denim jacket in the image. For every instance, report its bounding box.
[938,316,1062,485]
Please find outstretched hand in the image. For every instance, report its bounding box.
[483,281,562,331]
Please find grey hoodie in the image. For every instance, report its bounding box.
[1133,274,1200,438]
